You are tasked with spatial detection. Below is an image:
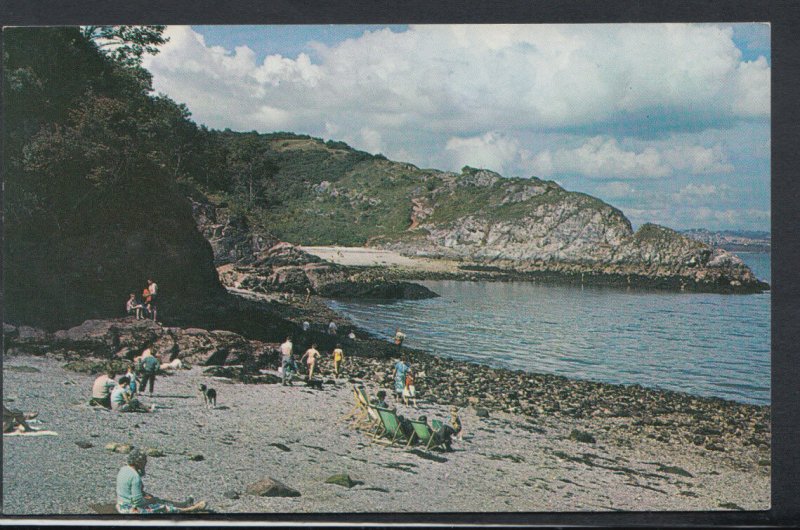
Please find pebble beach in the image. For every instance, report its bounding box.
[2,350,769,515]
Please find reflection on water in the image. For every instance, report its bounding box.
[329,254,771,405]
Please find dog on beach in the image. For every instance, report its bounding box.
[199,384,217,407]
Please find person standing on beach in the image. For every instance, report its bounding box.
[328,321,338,335]
[138,349,160,397]
[300,343,321,381]
[332,344,345,377]
[304,287,311,305]
[393,354,410,398]
[280,337,296,386]
[116,449,207,514]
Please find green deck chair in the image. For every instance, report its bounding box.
[406,418,447,451]
[371,406,409,446]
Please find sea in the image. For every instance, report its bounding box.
[328,252,771,406]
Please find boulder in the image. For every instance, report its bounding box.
[324,474,357,488]
[246,478,301,498]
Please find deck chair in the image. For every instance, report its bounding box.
[431,419,444,431]
[342,384,369,424]
[406,418,447,451]
[371,406,410,446]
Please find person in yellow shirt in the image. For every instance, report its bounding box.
[332,344,345,377]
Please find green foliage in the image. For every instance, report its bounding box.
[81,25,168,67]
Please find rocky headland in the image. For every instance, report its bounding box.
[188,139,768,296]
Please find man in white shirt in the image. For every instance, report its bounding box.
[328,321,338,335]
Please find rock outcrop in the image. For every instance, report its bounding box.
[192,197,438,300]
[3,318,277,367]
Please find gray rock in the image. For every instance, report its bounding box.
[187,453,205,461]
[475,408,490,418]
[75,441,94,449]
[246,478,301,497]
[223,490,240,500]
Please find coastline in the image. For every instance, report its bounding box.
[300,246,770,295]
[1,286,770,514]
[2,352,770,514]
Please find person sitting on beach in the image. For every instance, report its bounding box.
[371,390,388,409]
[432,407,463,451]
[90,370,118,409]
[393,355,410,398]
[300,343,321,381]
[328,321,338,335]
[126,293,143,320]
[332,344,345,377]
[116,448,207,514]
[111,377,151,413]
[403,371,417,408]
[3,404,38,433]
[279,337,296,386]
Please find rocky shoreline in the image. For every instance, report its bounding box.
[3,289,770,474]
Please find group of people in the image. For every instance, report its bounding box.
[368,387,462,451]
[279,337,346,385]
[126,279,159,322]
[90,349,162,412]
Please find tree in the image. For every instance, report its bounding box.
[81,25,168,67]
[226,134,278,207]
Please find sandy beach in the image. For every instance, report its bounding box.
[2,352,769,515]
[300,246,458,272]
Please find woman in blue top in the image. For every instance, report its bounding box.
[393,354,410,397]
[116,449,207,514]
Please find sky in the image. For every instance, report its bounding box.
[142,24,770,232]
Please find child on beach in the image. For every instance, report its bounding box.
[116,449,207,514]
[332,344,345,377]
[403,371,417,407]
[111,377,151,413]
[394,328,405,349]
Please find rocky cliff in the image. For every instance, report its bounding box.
[187,135,767,294]
[189,196,438,300]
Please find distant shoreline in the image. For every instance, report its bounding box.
[301,246,770,295]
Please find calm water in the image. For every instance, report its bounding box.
[329,253,771,405]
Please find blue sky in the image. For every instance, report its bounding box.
[144,24,770,232]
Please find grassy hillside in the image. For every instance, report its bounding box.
[194,132,630,247]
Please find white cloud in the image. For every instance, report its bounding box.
[526,137,733,179]
[144,24,769,168]
[595,181,637,198]
[444,132,527,175]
